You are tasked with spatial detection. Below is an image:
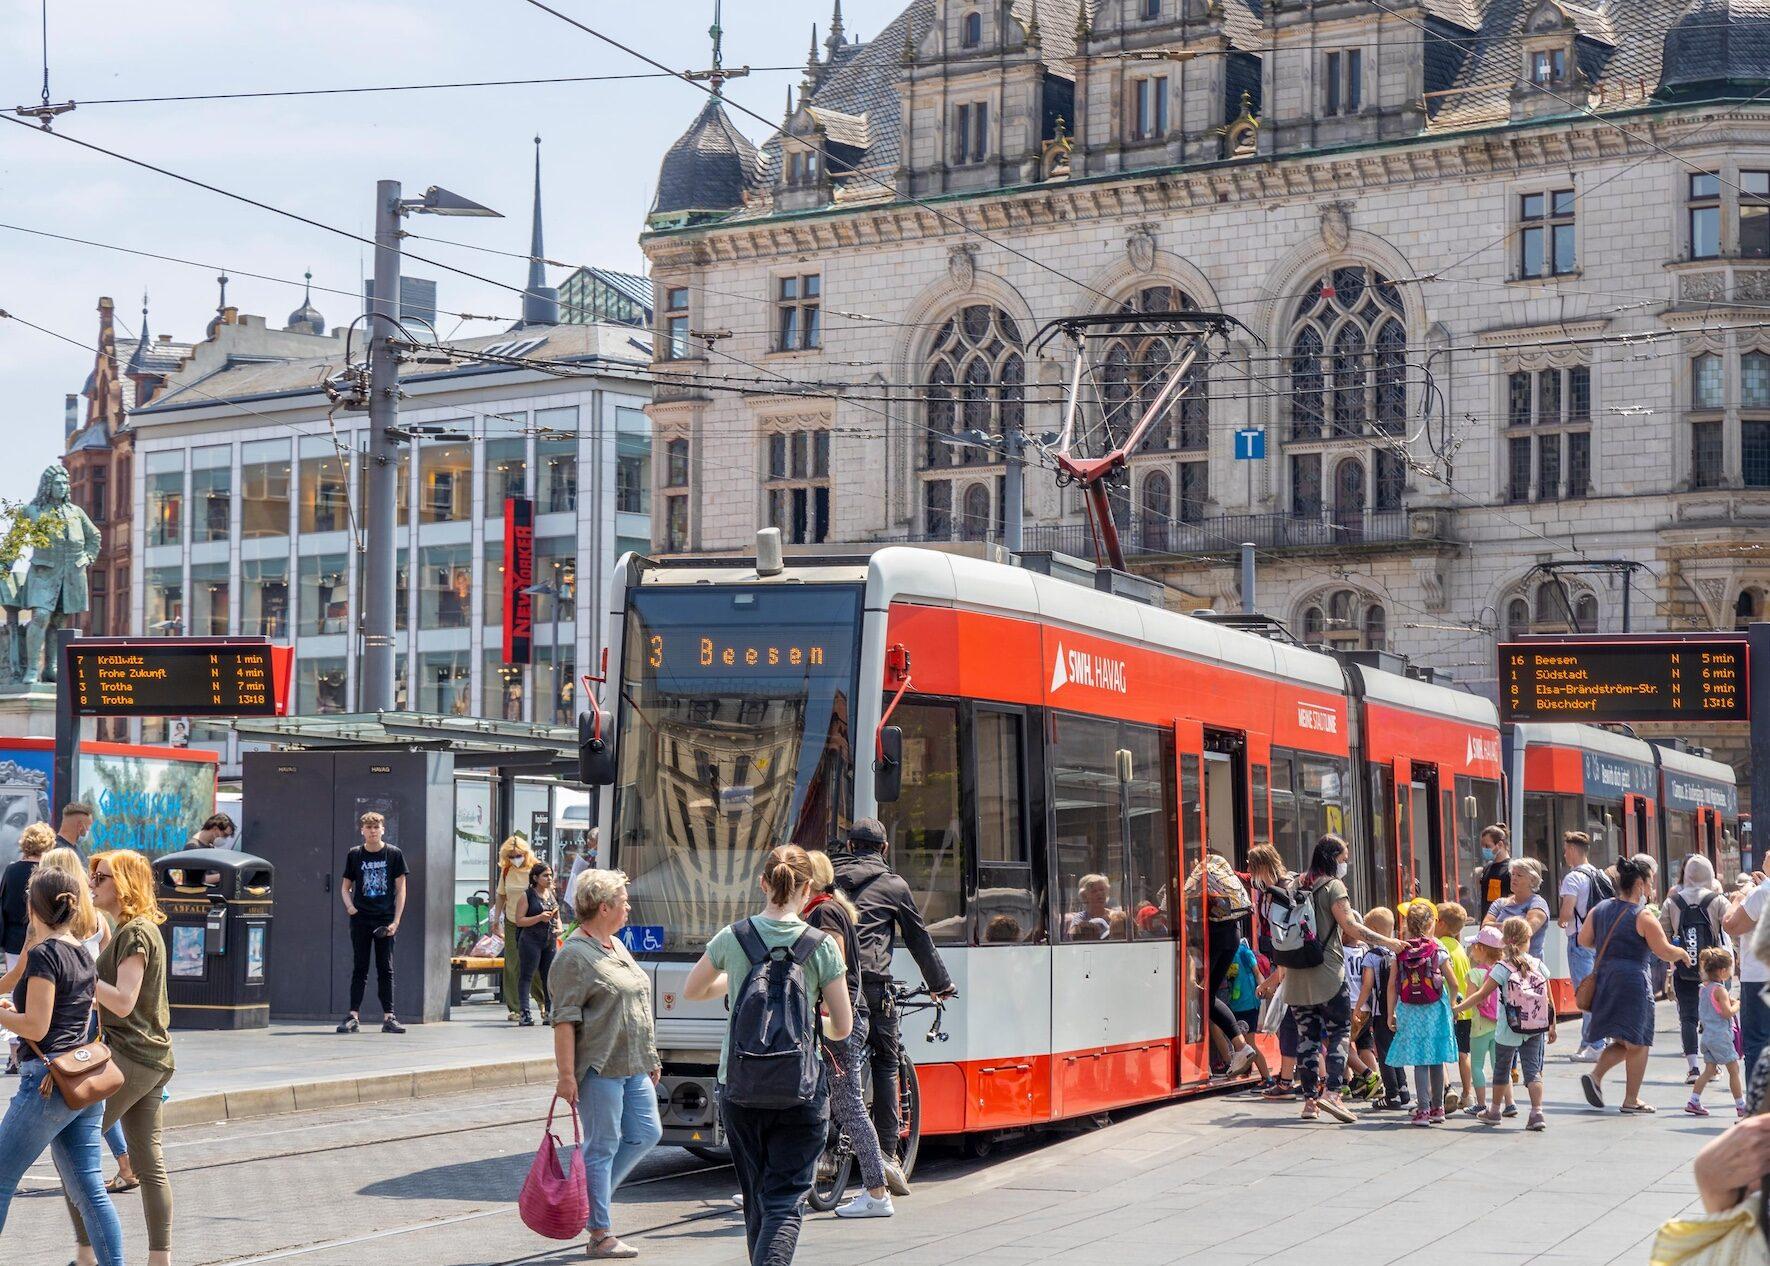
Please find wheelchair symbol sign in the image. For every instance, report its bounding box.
[619,925,666,952]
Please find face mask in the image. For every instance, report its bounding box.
[1480,847,1494,863]
[1335,861,1349,880]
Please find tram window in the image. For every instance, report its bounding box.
[973,708,1039,945]
[1051,714,1129,942]
[1367,763,1393,912]
[1452,776,1500,911]
[1271,754,1302,874]
[876,701,966,944]
[1125,725,1177,940]
[1252,763,1271,849]
[1666,810,1695,873]
[1179,753,1204,1044]
[1585,803,1621,870]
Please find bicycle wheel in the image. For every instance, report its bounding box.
[895,1053,922,1180]
[806,1137,854,1212]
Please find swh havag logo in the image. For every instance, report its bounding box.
[1050,642,1128,694]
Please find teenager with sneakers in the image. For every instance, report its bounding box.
[335,812,408,1035]
[1559,831,1615,1062]
[1663,854,1727,1083]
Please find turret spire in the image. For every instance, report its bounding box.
[519,136,560,328]
[826,0,846,57]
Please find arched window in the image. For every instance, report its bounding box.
[1098,286,1206,453]
[1737,587,1763,630]
[1333,456,1366,540]
[922,304,1025,538]
[1508,579,1591,636]
[1693,352,1724,409]
[1298,588,1386,650]
[1506,598,1530,640]
[961,10,983,46]
[1288,266,1407,439]
[1533,583,1565,627]
[1574,594,1598,633]
[1141,470,1172,551]
[960,483,992,541]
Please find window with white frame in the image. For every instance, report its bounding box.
[764,427,831,545]
[1324,49,1363,117]
[775,274,821,351]
[1131,76,1168,141]
[954,102,989,165]
[662,286,690,360]
[1528,47,1567,84]
[1519,189,1576,278]
[1504,363,1591,503]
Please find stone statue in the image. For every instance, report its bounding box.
[17,465,101,686]
[0,547,26,683]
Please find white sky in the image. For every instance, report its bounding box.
[0,0,902,505]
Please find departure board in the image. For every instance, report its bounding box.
[67,642,279,718]
[1499,639,1749,723]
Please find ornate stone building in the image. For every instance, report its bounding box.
[641,0,1770,779]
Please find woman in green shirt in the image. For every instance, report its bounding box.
[70,850,174,1266]
[549,869,662,1260]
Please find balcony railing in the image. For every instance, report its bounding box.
[879,509,1435,558]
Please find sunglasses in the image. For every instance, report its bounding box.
[90,870,113,884]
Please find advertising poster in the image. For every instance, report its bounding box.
[0,750,53,861]
[246,925,267,982]
[170,925,206,979]
[80,752,219,858]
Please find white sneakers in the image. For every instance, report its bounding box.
[1570,1045,1601,1063]
[834,1193,894,1218]
[882,1161,912,1197]
[1227,1044,1258,1076]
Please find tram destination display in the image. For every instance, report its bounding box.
[1499,638,1748,724]
[67,641,279,718]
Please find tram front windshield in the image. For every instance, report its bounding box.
[611,584,860,953]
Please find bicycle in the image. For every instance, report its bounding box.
[807,982,951,1213]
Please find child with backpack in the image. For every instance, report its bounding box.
[1435,902,1473,1113]
[1385,900,1460,1125]
[1353,907,1407,1109]
[1461,915,1557,1131]
[1343,928,1382,1100]
[1685,947,1748,1118]
[681,845,854,1266]
[1462,926,1506,1117]
[1225,938,1274,1087]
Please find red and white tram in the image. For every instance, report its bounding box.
[598,545,1506,1148]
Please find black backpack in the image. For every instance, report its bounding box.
[724,919,828,1110]
[1574,863,1615,919]
[1670,892,1721,983]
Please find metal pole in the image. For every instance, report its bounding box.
[551,566,563,725]
[361,178,403,713]
[1003,428,1024,554]
[1240,542,1257,614]
[1622,567,1633,633]
[1749,621,1770,868]
[51,627,79,811]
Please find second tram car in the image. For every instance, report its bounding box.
[599,546,1510,1149]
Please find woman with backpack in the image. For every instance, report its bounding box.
[1385,900,1461,1126]
[803,848,906,1218]
[1578,853,1695,1114]
[1662,853,1729,1084]
[683,845,853,1266]
[1247,846,1302,1100]
[1460,915,1557,1130]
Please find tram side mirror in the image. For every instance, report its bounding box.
[1464,795,1479,821]
[578,709,616,786]
[875,726,904,804]
[1116,749,1134,785]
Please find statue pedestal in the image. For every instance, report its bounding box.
[0,684,61,738]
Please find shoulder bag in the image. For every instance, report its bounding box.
[1574,901,1626,1014]
[25,1009,124,1110]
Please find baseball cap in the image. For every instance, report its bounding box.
[847,818,888,848]
[1473,925,1504,950]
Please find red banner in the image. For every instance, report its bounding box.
[504,497,534,665]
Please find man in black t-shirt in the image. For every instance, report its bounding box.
[336,811,409,1034]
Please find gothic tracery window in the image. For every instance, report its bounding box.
[1288,266,1408,440]
[922,304,1025,538]
[1298,588,1387,650]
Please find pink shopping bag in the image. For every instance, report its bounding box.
[519,1094,588,1240]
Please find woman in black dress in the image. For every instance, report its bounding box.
[512,864,562,1025]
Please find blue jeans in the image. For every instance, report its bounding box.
[1744,984,1770,1086]
[1567,941,1603,1048]
[578,1070,662,1232]
[0,1060,125,1266]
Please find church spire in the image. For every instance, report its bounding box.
[519,136,560,328]
[825,0,846,57]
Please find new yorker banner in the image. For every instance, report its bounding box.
[503,497,534,665]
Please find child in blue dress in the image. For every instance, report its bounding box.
[1386,899,1461,1126]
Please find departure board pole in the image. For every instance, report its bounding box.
[1751,621,1770,870]
[52,627,79,811]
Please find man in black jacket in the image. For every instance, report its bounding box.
[832,818,955,1163]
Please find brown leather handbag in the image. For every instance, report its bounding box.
[1574,903,1625,1013]
[27,1013,125,1110]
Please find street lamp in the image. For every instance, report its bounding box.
[361,180,501,715]
[522,563,574,725]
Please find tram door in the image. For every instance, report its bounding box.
[1624,793,1650,858]
[1393,759,1440,901]
[1173,720,1212,1086]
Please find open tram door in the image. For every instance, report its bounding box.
[1698,805,1724,865]
[1624,793,1651,858]
[1392,759,1443,904]
[1173,718,1234,1087]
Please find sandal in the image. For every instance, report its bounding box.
[106,1174,140,1194]
[588,1234,639,1259]
[1619,1102,1657,1114]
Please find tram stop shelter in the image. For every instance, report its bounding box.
[231,712,586,1024]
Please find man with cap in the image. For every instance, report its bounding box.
[832,819,955,1164]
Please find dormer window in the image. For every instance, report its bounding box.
[1324,50,1363,117]
[954,102,989,165]
[1139,0,1162,18]
[786,150,821,186]
[1131,76,1169,141]
[1529,47,1567,84]
[961,10,982,47]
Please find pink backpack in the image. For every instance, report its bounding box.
[1474,969,1500,1022]
[520,1095,588,1240]
[1502,957,1552,1035]
[1396,937,1443,1005]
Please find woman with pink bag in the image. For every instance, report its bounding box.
[545,869,662,1259]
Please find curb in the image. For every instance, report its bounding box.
[163,1057,557,1129]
